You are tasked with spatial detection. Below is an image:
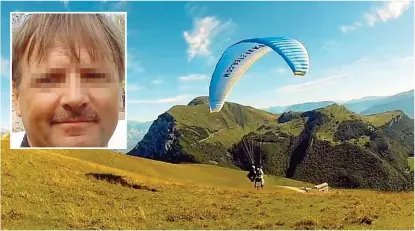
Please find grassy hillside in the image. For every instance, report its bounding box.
[171,101,278,165]
[170,100,277,133]
[131,98,279,165]
[1,137,414,230]
[409,158,414,171]
[363,110,403,127]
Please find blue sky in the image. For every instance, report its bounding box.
[1,1,414,126]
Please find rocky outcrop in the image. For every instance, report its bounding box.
[380,112,414,156]
[128,112,182,160]
[277,111,302,123]
[334,120,375,142]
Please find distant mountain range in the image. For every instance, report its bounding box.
[265,101,335,114]
[264,90,414,118]
[126,121,152,152]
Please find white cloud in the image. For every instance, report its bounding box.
[386,55,413,65]
[178,74,209,82]
[340,22,363,33]
[276,72,353,93]
[341,1,411,32]
[128,84,144,91]
[354,57,371,64]
[401,55,413,61]
[276,67,288,74]
[185,3,208,21]
[340,25,356,33]
[151,79,163,85]
[365,13,377,27]
[1,58,10,78]
[127,51,144,74]
[376,0,412,22]
[129,95,192,104]
[354,22,363,27]
[183,16,234,61]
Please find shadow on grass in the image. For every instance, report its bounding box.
[85,173,158,192]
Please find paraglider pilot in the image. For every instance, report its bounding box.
[247,165,256,182]
[255,166,264,188]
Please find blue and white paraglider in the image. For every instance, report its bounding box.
[208,37,310,113]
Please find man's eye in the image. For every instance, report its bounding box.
[36,73,65,84]
[83,73,106,79]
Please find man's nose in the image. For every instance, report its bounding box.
[61,73,89,111]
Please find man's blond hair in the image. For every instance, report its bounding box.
[12,13,125,90]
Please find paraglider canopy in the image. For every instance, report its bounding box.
[208,37,310,113]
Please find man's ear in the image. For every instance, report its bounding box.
[13,83,21,117]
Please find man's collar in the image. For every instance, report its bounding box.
[20,133,30,147]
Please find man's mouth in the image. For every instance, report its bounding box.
[51,117,99,137]
[51,118,97,124]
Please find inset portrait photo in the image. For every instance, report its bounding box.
[10,12,127,149]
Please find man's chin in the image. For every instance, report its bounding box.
[51,136,107,147]
[48,122,108,147]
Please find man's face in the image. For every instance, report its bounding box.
[15,45,121,147]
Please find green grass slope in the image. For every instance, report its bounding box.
[1,137,414,230]
[130,98,279,166]
[409,158,414,171]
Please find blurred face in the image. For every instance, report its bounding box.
[15,45,121,147]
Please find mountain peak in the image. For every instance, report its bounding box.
[188,96,209,106]
[319,103,350,113]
